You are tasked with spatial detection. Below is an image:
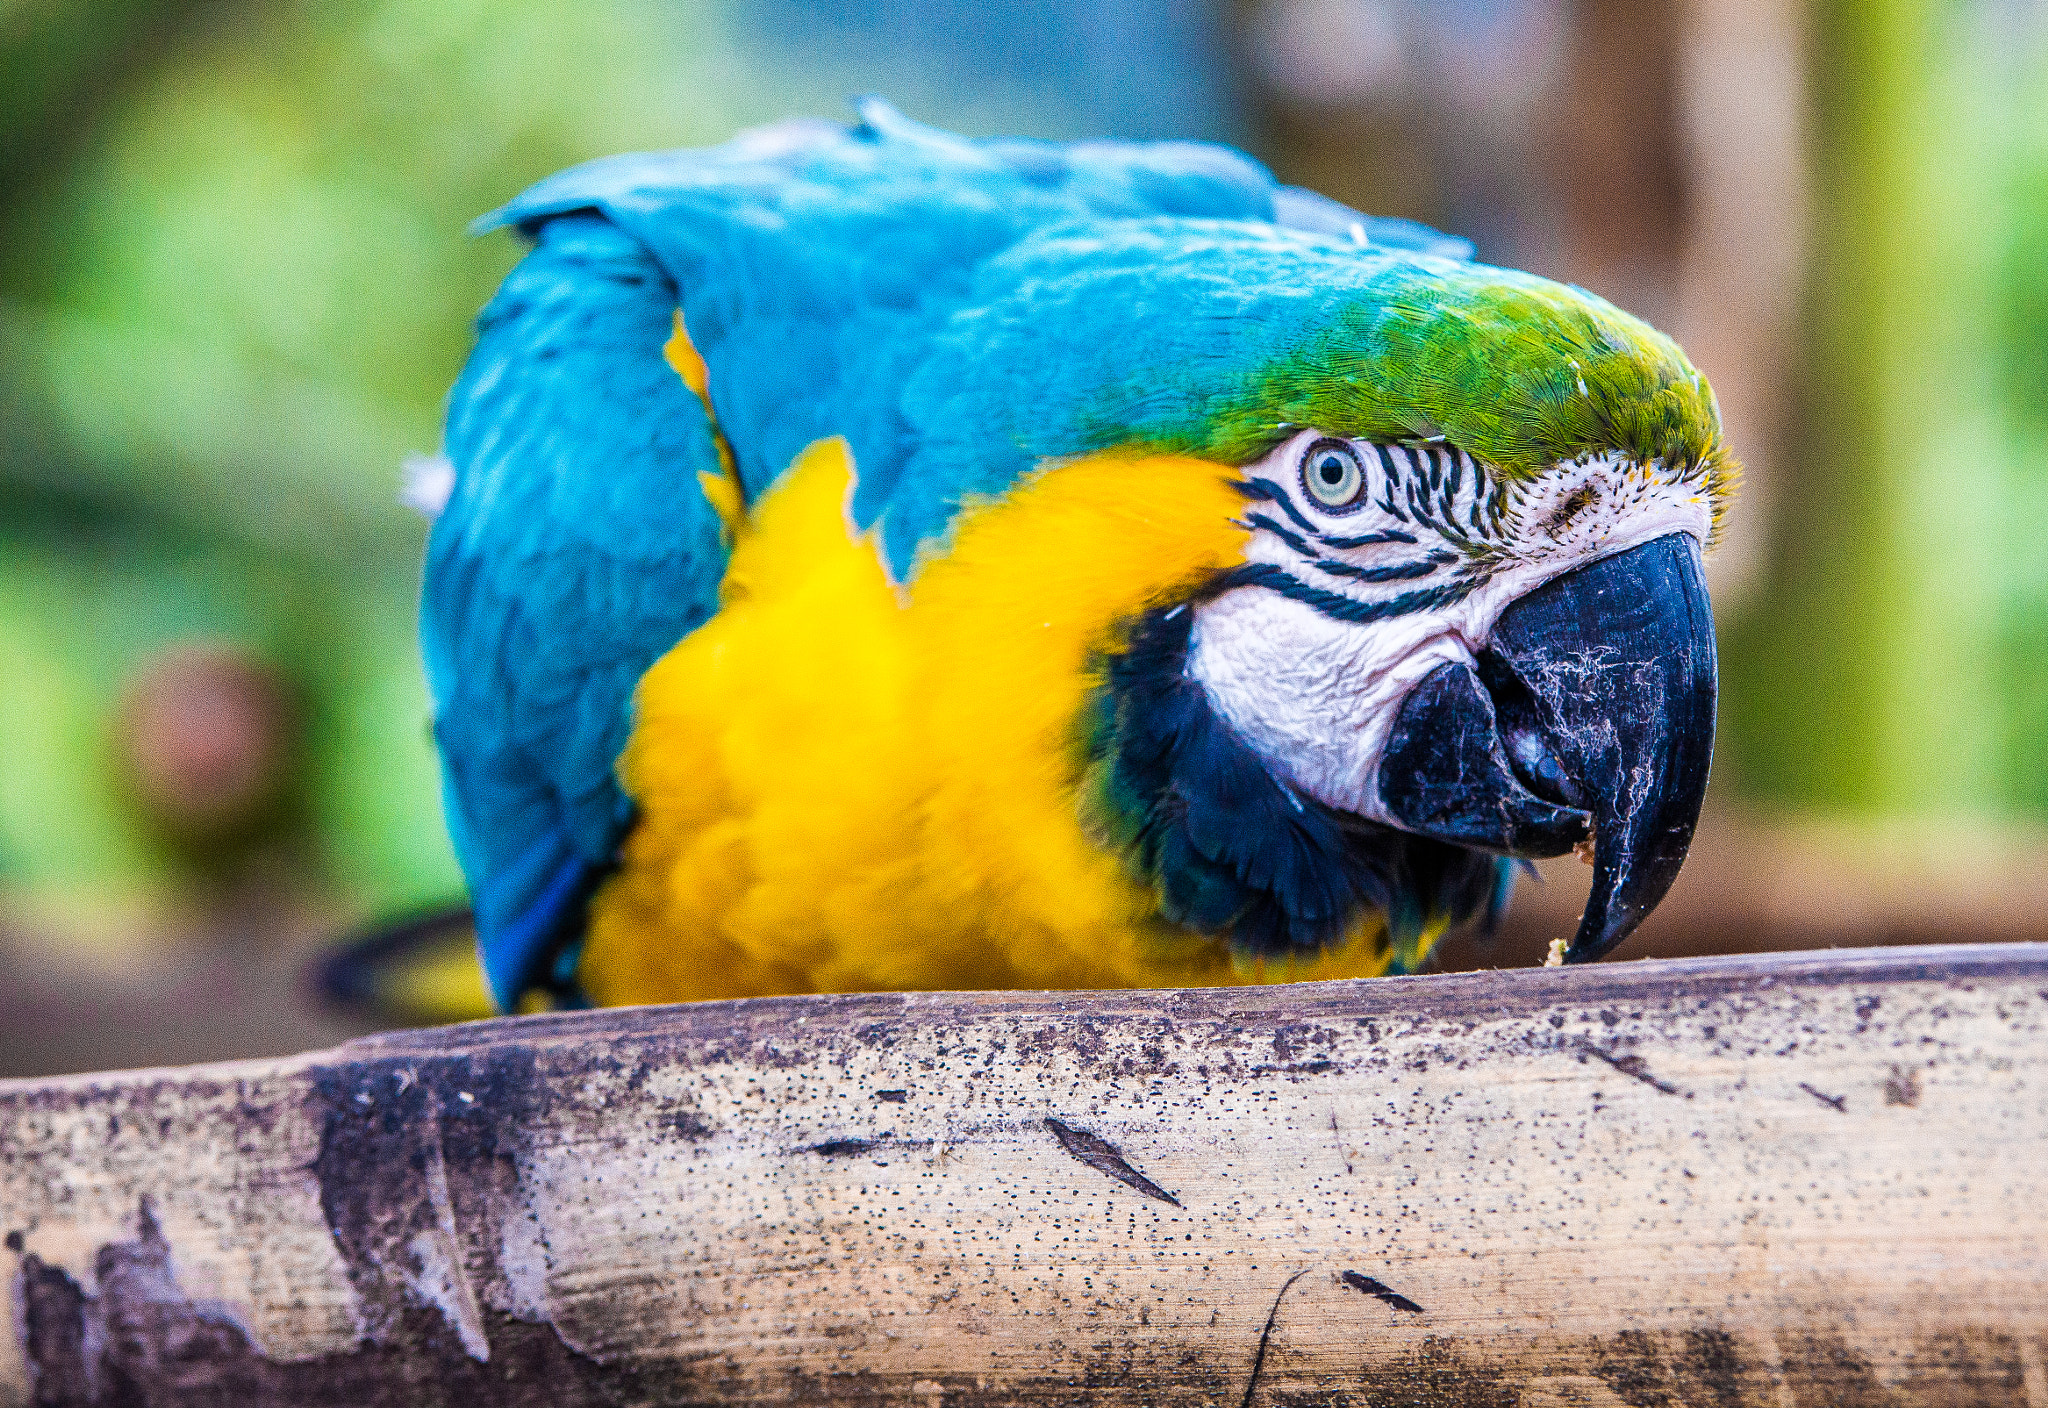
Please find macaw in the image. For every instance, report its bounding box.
[423,100,1732,1013]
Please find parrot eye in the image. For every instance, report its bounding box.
[1300,438,1367,510]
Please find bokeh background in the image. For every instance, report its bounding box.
[2,0,2044,1075]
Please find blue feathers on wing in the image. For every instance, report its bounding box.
[424,215,730,1007]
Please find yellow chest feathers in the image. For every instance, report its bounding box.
[580,437,1401,1004]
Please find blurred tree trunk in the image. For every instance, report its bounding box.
[1723,0,2010,815]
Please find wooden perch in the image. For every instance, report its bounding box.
[4,943,2046,1406]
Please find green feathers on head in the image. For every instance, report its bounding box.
[1070,247,1739,537]
[1254,266,1735,522]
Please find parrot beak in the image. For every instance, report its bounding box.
[1377,533,1717,962]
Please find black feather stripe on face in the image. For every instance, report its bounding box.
[1075,597,1513,966]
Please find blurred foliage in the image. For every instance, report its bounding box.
[4,0,832,556]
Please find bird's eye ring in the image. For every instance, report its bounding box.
[1300,438,1368,511]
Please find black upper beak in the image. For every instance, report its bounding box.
[1377,533,1717,962]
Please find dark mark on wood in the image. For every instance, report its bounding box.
[1885,1065,1922,1107]
[19,1249,92,1406]
[1044,1118,1181,1206]
[1581,1042,1690,1098]
[809,1138,880,1157]
[662,1109,714,1141]
[805,1135,933,1159]
[1340,1270,1424,1314]
[1799,1082,1847,1112]
[4,1228,21,1252]
[1238,1268,1312,1408]
[1244,1059,1339,1078]
[876,1089,909,1103]
[1329,1111,1352,1176]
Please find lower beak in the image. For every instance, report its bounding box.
[1377,533,1718,962]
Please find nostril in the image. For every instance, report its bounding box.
[1476,650,1583,809]
[1502,725,1576,807]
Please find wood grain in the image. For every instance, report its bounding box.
[4,943,2046,1406]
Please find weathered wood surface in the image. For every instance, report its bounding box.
[3,943,2046,1407]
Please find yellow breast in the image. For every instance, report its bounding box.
[580,437,1408,1005]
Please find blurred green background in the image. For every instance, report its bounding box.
[2,0,2045,1073]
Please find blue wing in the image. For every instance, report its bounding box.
[424,214,729,1008]
[430,100,1473,1008]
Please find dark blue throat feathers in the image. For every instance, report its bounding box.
[1078,597,1512,968]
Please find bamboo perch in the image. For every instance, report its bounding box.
[3,943,2046,1407]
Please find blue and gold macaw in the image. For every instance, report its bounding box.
[423,101,1732,1012]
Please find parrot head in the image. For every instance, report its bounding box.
[1067,244,1734,967]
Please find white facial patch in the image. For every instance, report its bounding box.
[1185,428,1714,823]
